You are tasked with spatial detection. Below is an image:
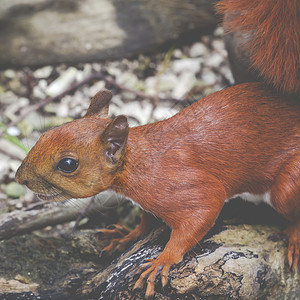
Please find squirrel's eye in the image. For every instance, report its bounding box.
[57,158,79,173]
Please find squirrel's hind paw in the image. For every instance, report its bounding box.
[283,221,300,271]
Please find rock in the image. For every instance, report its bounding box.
[219,65,235,84]
[87,81,106,98]
[4,97,29,120]
[172,58,202,74]
[75,64,93,82]
[19,111,43,135]
[32,86,45,99]
[158,73,179,92]
[56,103,70,118]
[205,53,224,68]
[8,77,22,93]
[190,42,210,57]
[145,73,178,96]
[33,66,53,79]
[6,126,20,137]
[212,39,227,55]
[0,0,216,68]
[0,91,18,105]
[4,182,26,198]
[3,69,16,79]
[214,26,225,37]
[144,76,157,96]
[172,72,196,99]
[56,90,91,118]
[110,99,152,126]
[46,67,78,97]
[115,72,140,90]
[172,49,183,59]
[202,67,217,85]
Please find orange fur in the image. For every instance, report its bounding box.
[16,83,300,297]
[217,0,300,95]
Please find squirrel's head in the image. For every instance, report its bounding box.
[15,90,129,201]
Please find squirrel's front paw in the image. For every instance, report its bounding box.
[133,257,176,298]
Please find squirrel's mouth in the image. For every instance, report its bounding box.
[35,181,72,202]
[36,189,73,202]
[37,191,67,201]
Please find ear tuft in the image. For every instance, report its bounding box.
[101,115,129,166]
[84,89,112,118]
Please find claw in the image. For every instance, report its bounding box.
[133,258,172,298]
[283,222,300,271]
[133,278,144,291]
[134,265,160,298]
[288,242,300,271]
[145,283,155,298]
[288,244,294,270]
[160,265,170,288]
[133,266,153,290]
[145,270,157,298]
[96,224,130,239]
[293,245,300,270]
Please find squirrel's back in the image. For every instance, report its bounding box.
[127,83,299,195]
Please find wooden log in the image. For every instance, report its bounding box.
[0,0,217,68]
[78,225,300,299]
[1,224,299,299]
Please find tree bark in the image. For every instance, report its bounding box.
[1,223,299,299]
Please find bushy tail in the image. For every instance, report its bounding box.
[217,0,300,94]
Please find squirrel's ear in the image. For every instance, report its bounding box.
[84,89,112,118]
[101,115,129,166]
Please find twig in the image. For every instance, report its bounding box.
[0,147,24,161]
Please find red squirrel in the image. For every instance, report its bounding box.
[217,0,300,95]
[16,84,300,297]
[14,0,300,297]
